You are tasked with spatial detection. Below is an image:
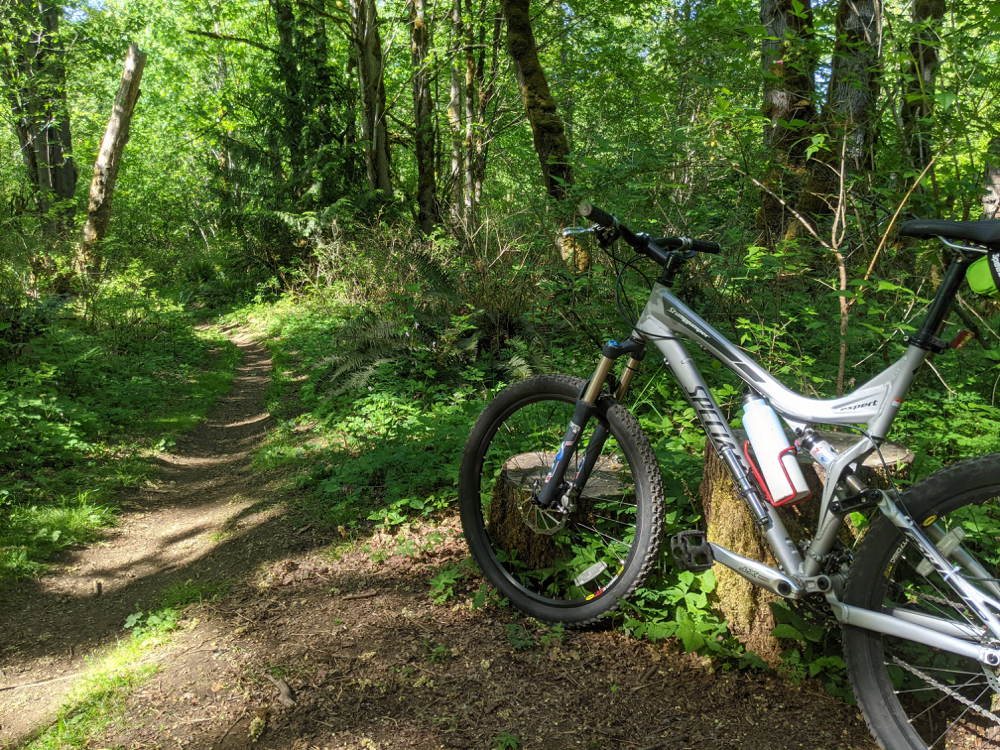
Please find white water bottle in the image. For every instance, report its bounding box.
[742,395,811,505]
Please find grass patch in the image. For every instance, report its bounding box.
[0,492,115,579]
[24,575,228,749]
[158,578,230,609]
[25,604,185,750]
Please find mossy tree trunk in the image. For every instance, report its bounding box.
[500,0,572,202]
[756,0,818,247]
[982,136,1000,220]
[349,0,393,196]
[409,0,438,233]
[788,0,883,240]
[0,0,76,228]
[899,0,946,176]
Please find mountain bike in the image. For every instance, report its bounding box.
[458,201,1000,750]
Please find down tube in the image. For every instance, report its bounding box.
[652,335,804,576]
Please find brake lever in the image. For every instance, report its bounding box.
[595,226,619,248]
[560,226,595,237]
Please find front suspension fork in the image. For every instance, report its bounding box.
[535,337,645,509]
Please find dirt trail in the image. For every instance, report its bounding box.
[0,329,295,743]
[0,329,879,750]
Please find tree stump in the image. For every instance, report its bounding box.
[488,452,625,570]
[700,430,914,665]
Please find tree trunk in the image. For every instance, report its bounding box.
[756,0,817,246]
[410,0,438,233]
[500,0,572,201]
[899,0,946,174]
[79,44,148,278]
[1,0,76,226]
[700,443,785,666]
[463,0,477,225]
[270,0,305,177]
[449,0,465,221]
[349,0,393,196]
[701,430,912,666]
[790,0,883,238]
[472,9,503,207]
[982,136,1000,220]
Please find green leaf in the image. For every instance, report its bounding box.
[771,624,804,640]
[935,91,957,110]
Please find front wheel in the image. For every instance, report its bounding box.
[843,454,1000,750]
[459,374,665,626]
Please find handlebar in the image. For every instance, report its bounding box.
[577,201,722,261]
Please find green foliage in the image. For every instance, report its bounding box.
[471,582,509,611]
[503,623,535,652]
[423,639,449,663]
[429,563,467,604]
[622,570,729,654]
[123,607,180,637]
[770,603,854,703]
[491,732,521,750]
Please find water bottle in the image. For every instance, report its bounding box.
[742,394,811,506]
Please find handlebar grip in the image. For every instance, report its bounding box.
[651,237,723,255]
[578,201,616,228]
[692,239,722,255]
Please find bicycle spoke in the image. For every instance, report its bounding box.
[928,686,990,749]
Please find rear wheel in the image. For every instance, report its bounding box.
[844,454,1000,749]
[459,374,665,625]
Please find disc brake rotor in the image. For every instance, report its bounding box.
[517,478,570,536]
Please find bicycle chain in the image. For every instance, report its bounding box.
[891,655,1000,726]
[891,579,974,618]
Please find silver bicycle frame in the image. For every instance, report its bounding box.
[635,281,1000,666]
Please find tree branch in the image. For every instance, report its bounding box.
[185,29,277,55]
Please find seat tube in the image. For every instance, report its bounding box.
[653,335,804,575]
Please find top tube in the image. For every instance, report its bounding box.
[636,283,930,439]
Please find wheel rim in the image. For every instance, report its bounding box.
[474,393,642,609]
[875,492,1000,748]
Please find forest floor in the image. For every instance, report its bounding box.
[0,328,878,750]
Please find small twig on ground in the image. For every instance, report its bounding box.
[217,710,248,745]
[0,672,80,692]
[343,590,378,600]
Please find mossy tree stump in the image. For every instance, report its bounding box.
[700,430,914,665]
[488,452,625,570]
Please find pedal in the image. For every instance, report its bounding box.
[670,530,715,572]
